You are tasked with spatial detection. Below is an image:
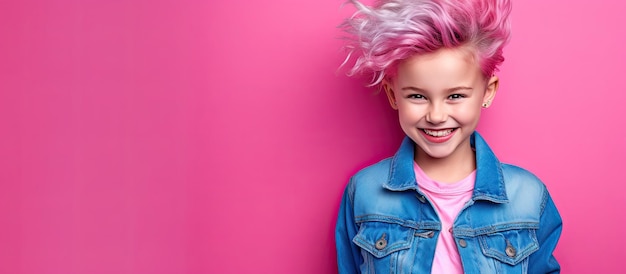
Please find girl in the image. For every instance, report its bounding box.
[335,0,562,273]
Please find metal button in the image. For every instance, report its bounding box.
[416,194,426,203]
[458,239,467,248]
[505,241,516,257]
[375,233,387,250]
[426,231,435,238]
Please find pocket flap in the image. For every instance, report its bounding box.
[478,229,539,265]
[353,222,414,258]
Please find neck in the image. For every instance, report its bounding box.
[415,141,476,183]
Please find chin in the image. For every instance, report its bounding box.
[420,149,455,159]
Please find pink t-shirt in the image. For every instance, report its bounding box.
[414,162,475,274]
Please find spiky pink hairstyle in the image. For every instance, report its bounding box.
[341,0,512,86]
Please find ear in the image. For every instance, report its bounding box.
[382,79,398,110]
[482,75,499,108]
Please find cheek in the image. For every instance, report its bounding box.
[453,104,482,124]
[397,106,426,122]
[397,110,412,125]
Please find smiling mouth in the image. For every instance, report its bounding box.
[422,128,455,137]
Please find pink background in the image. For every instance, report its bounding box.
[1,0,625,273]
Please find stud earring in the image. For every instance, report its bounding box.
[482,101,490,108]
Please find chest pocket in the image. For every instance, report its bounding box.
[478,228,539,265]
[353,221,415,258]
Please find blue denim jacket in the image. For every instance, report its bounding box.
[336,132,562,273]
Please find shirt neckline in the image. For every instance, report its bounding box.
[414,162,476,195]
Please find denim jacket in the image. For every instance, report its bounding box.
[336,132,562,273]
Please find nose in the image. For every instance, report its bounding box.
[426,102,447,124]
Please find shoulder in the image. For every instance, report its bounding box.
[500,163,549,208]
[346,157,393,195]
[352,157,393,183]
[501,164,546,189]
[343,157,394,202]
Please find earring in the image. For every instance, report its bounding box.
[482,101,490,108]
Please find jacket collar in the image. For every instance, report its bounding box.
[383,132,508,203]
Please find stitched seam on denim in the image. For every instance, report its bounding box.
[365,249,373,274]
[352,223,416,260]
[477,230,539,265]
[386,153,398,188]
[539,184,548,215]
[494,257,502,273]
[353,240,412,260]
[471,194,508,203]
[495,161,506,198]
[354,237,411,257]
[383,139,417,192]
[388,252,394,274]
[407,235,420,273]
[394,244,402,274]
[354,214,440,230]
[454,222,540,237]
[482,243,539,265]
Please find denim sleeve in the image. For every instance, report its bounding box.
[528,187,563,274]
[335,180,362,274]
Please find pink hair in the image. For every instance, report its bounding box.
[340,0,512,86]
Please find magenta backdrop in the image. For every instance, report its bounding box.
[1,0,625,273]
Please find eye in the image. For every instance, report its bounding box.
[407,94,425,99]
[448,94,466,100]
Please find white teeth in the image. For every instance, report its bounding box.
[423,129,453,137]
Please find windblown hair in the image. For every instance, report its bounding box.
[341,0,512,86]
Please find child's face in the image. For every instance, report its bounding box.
[384,48,498,163]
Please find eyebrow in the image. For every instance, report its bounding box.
[401,86,473,92]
